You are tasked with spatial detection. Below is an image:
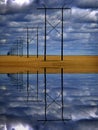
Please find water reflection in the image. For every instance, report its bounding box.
[0,68,98,129]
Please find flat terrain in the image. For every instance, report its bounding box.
[0,55,98,73]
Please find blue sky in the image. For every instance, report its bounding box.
[0,0,98,55]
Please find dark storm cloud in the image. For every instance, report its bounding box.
[0,4,28,15]
[0,0,97,15]
[0,0,37,15]
[76,0,98,9]
[0,0,73,15]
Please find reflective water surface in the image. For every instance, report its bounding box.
[0,69,98,130]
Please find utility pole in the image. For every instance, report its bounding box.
[27,27,29,58]
[61,8,64,61]
[17,39,19,56]
[18,37,23,56]
[37,27,39,58]
[44,7,47,61]
[44,68,47,120]
[61,68,64,120]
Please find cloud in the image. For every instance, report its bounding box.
[0,0,36,14]
[0,0,98,55]
[7,0,31,6]
[0,0,73,15]
[0,39,7,44]
[76,0,98,9]
[71,8,98,23]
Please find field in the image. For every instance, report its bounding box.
[0,55,98,73]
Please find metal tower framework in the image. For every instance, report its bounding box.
[26,26,40,58]
[7,37,24,56]
[38,6,71,61]
[7,68,72,123]
[38,68,71,122]
[26,71,42,102]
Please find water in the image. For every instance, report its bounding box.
[0,70,98,130]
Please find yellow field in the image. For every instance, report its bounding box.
[0,55,98,73]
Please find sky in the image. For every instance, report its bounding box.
[0,0,98,55]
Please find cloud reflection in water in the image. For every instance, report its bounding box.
[0,73,98,129]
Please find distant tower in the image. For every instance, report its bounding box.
[7,52,10,55]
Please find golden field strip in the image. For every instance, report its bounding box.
[0,56,98,73]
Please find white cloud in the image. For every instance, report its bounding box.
[0,39,7,44]
[71,8,95,22]
[8,21,21,27]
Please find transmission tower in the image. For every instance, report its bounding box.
[38,6,71,61]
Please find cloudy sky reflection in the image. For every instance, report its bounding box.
[0,73,98,119]
[0,73,98,129]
